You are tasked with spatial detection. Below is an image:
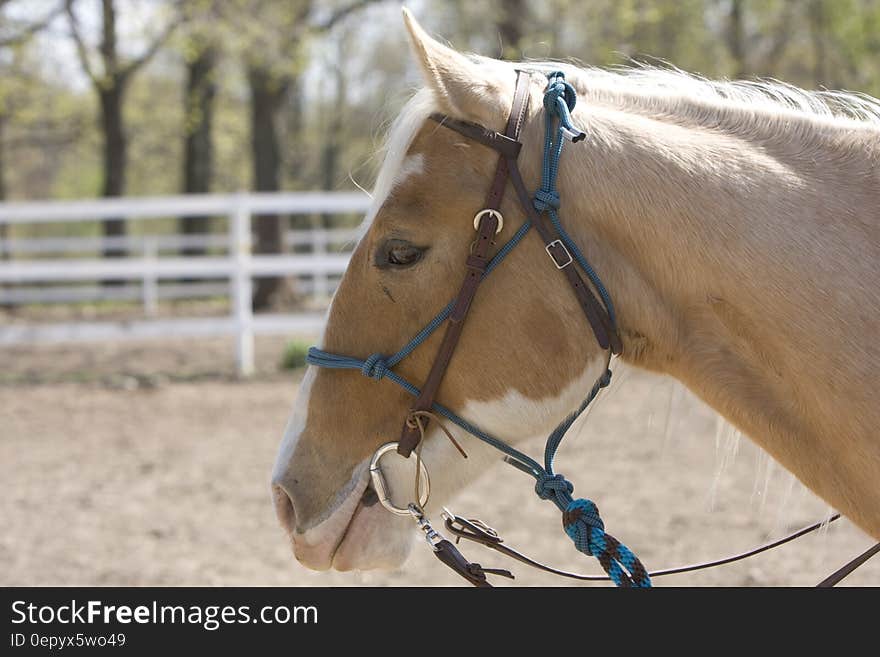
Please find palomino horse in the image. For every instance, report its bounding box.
[272,10,880,576]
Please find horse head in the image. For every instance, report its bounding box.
[271,11,613,571]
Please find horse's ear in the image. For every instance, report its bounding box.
[402,7,513,128]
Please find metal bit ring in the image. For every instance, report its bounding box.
[369,442,430,516]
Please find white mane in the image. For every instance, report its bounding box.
[523,62,880,128]
[364,63,880,231]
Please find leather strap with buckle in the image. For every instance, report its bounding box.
[397,70,619,457]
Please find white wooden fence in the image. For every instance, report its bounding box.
[0,192,371,375]
[0,228,360,307]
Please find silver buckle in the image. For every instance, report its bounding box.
[472,209,504,234]
[545,239,573,269]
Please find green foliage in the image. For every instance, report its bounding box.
[281,339,311,370]
[2,0,880,217]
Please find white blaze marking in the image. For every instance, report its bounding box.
[357,89,436,236]
[393,154,425,191]
[272,364,317,486]
[272,299,335,486]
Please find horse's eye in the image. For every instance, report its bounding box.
[379,239,425,269]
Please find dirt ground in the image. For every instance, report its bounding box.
[1,336,878,587]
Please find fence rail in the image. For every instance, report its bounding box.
[0,254,352,281]
[0,281,230,305]
[0,313,328,346]
[0,191,369,223]
[0,228,361,256]
[0,192,371,375]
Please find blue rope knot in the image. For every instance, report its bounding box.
[361,353,389,380]
[532,188,560,213]
[535,472,574,501]
[544,72,577,114]
[563,498,605,537]
[562,498,652,587]
[543,72,586,143]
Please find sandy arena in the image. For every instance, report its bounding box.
[2,336,878,586]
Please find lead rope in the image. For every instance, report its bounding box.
[528,71,649,587]
[504,366,650,587]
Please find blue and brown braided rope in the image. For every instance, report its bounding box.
[563,499,651,588]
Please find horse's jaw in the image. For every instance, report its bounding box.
[330,498,415,571]
[273,463,414,572]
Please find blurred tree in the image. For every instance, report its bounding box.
[1,1,76,305]
[226,0,382,309]
[319,34,347,227]
[181,41,217,253]
[0,0,878,258]
[65,0,183,259]
[726,0,746,78]
[496,0,529,59]
[245,21,301,308]
[741,1,797,78]
[0,100,4,208]
[1,1,67,207]
[178,1,222,256]
[295,2,411,215]
[808,0,830,86]
[0,0,63,48]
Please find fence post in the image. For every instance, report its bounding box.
[230,194,254,377]
[142,237,158,316]
[313,228,328,300]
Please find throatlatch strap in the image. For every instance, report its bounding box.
[506,159,620,353]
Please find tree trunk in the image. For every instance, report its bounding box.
[496,0,527,59]
[760,0,796,73]
[248,64,289,310]
[181,44,217,256]
[0,114,8,307]
[320,62,345,226]
[286,74,305,189]
[809,0,829,86]
[0,114,6,208]
[98,83,127,260]
[66,0,180,285]
[630,0,652,63]
[727,0,747,79]
[0,114,7,276]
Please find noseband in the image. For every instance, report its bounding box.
[306,71,878,587]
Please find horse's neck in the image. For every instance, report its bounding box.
[559,104,880,539]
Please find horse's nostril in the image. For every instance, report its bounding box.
[272,484,297,535]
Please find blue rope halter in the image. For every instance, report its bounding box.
[306,72,650,588]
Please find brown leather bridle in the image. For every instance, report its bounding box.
[396,70,619,459]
